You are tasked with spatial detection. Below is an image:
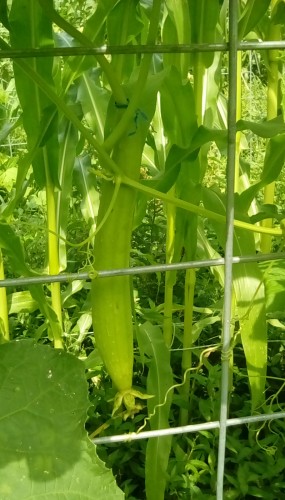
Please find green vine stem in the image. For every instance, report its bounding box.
[179,268,196,426]
[0,250,9,341]
[163,186,176,348]
[45,166,63,349]
[235,50,242,192]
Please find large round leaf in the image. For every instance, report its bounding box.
[0,340,123,499]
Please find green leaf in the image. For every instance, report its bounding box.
[203,187,267,410]
[2,111,58,217]
[163,0,191,76]
[238,0,271,39]
[61,280,84,306]
[84,0,120,42]
[173,160,201,262]
[0,340,124,499]
[249,204,279,224]
[191,316,221,343]
[271,0,285,25]
[77,70,110,143]
[196,223,225,288]
[190,126,228,152]
[29,284,63,343]
[0,224,62,343]
[268,318,285,330]
[238,135,285,209]
[188,0,220,68]
[56,108,79,270]
[84,347,103,370]
[149,126,227,194]
[259,260,285,315]
[74,156,99,228]
[237,116,285,137]
[0,223,33,276]
[107,0,143,80]
[137,322,173,500]
[162,14,183,71]
[160,66,198,148]
[7,291,38,314]
[9,0,60,188]
[0,0,10,29]
[63,0,121,85]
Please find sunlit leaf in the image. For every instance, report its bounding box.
[56,108,79,270]
[0,223,33,276]
[259,259,285,315]
[7,291,38,314]
[238,135,285,209]
[237,116,285,137]
[9,0,60,188]
[203,187,267,410]
[188,0,220,68]
[74,156,99,228]
[78,70,110,143]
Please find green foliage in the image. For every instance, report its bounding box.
[0,340,123,499]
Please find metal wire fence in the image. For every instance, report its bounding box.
[1,1,285,498]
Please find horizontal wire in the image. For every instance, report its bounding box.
[92,411,285,445]
[0,252,284,288]
[1,41,285,59]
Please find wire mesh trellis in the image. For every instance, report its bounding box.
[1,1,285,498]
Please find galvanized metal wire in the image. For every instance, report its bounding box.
[1,41,285,59]
[0,252,284,287]
[93,411,285,445]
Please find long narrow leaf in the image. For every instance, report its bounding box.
[203,187,267,410]
[238,134,285,209]
[56,112,78,270]
[78,71,110,143]
[238,0,270,39]
[137,322,173,500]
[9,0,60,188]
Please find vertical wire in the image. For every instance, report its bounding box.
[216,0,238,498]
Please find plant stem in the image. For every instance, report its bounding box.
[45,160,63,349]
[121,175,282,236]
[163,187,176,348]
[0,250,9,341]
[180,268,196,426]
[261,0,281,252]
[178,23,204,425]
[235,50,242,192]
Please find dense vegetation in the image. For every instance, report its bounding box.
[1,0,285,498]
